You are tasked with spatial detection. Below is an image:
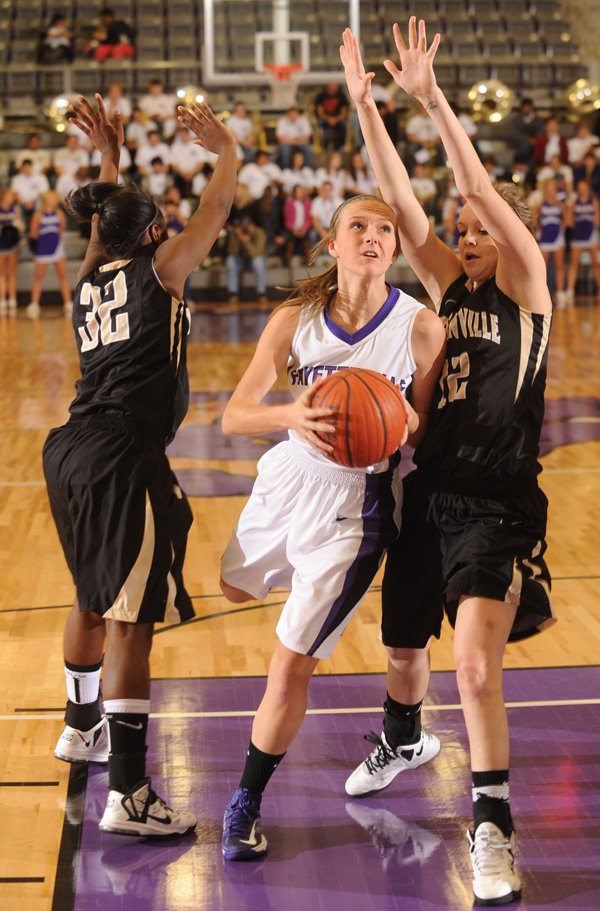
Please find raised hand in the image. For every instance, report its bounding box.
[384,17,440,104]
[339,28,375,106]
[176,102,237,155]
[68,93,123,158]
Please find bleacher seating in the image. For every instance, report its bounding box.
[0,0,590,107]
[0,1,595,304]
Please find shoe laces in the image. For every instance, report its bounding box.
[131,780,173,818]
[363,731,398,774]
[224,789,261,837]
[468,826,514,876]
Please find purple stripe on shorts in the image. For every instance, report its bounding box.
[307,458,400,656]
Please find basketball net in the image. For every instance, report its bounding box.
[264,63,302,108]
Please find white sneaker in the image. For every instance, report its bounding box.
[99,778,197,837]
[468,822,521,905]
[63,300,73,318]
[54,716,109,763]
[7,298,17,313]
[345,730,441,797]
[25,302,41,319]
[345,802,441,871]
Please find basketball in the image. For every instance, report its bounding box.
[312,368,407,468]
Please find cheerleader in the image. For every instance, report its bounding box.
[26,190,73,318]
[0,188,23,315]
[535,178,568,306]
[566,178,600,303]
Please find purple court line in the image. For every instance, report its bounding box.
[62,668,600,911]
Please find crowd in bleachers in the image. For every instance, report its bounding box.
[3,77,600,313]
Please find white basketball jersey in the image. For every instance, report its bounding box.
[287,286,425,471]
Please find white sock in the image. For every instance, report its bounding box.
[65,662,101,705]
[104,698,151,715]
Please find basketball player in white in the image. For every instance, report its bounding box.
[219,193,446,860]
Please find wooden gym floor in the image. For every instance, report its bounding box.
[0,295,599,909]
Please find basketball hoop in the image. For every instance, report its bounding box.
[264,63,302,82]
[264,63,303,108]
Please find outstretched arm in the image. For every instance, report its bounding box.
[340,28,460,307]
[69,93,123,281]
[387,18,550,313]
[153,103,238,299]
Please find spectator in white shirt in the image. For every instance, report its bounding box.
[409,162,438,218]
[315,150,349,199]
[310,180,344,239]
[238,150,283,201]
[135,130,172,176]
[226,101,256,163]
[104,82,132,124]
[53,135,90,177]
[404,106,443,166]
[138,79,177,138]
[567,121,600,166]
[191,166,211,199]
[537,154,574,198]
[55,165,91,202]
[143,157,172,198]
[14,133,51,176]
[275,106,314,168]
[163,185,192,220]
[281,149,316,196]
[347,150,377,196]
[90,144,132,183]
[170,126,208,196]
[125,107,151,152]
[10,160,50,226]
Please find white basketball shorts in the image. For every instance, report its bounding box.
[220,441,402,659]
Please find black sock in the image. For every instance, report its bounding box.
[239,741,286,793]
[383,694,423,751]
[472,770,514,837]
[108,750,148,794]
[65,698,102,731]
[106,712,149,793]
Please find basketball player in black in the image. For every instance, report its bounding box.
[43,94,237,835]
[341,21,554,904]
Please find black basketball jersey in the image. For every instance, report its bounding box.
[69,252,189,445]
[415,275,551,496]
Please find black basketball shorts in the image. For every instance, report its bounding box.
[43,416,194,623]
[381,471,555,648]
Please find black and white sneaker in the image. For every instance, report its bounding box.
[345,730,441,796]
[54,717,109,764]
[345,802,442,871]
[99,778,196,837]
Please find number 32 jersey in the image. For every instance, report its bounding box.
[69,252,189,445]
[415,275,551,497]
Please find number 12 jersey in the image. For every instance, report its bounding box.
[415,275,552,497]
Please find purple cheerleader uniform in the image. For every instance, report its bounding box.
[537,201,565,252]
[571,197,597,249]
[34,210,64,263]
